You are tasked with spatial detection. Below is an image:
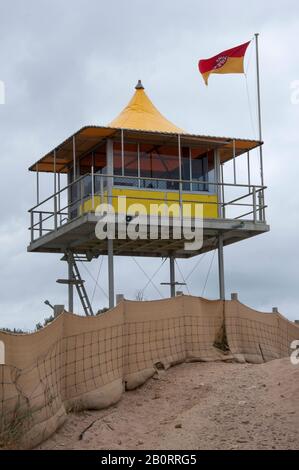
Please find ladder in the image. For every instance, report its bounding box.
[66,251,94,317]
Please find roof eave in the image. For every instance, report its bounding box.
[29,125,263,172]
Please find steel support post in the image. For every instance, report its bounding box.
[68,259,74,312]
[214,149,223,218]
[108,239,114,309]
[170,256,175,298]
[107,139,115,309]
[218,233,225,300]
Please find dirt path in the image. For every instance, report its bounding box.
[37,358,299,450]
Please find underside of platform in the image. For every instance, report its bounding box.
[27,213,269,259]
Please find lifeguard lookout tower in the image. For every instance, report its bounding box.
[28,81,269,314]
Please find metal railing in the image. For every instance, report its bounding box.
[28,173,267,243]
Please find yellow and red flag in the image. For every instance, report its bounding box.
[198,41,251,85]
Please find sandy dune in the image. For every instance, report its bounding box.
[37,358,299,450]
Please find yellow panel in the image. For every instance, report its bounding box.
[81,188,218,219]
[112,188,167,215]
[81,194,107,214]
[181,192,218,219]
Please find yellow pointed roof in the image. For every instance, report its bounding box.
[108,80,185,133]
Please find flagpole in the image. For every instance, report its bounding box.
[254,32,264,188]
[254,33,265,221]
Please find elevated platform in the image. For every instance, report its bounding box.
[26,80,270,310]
[27,213,269,259]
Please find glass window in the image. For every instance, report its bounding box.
[75,145,107,197]
[190,150,214,192]
[139,145,179,190]
[110,140,215,194]
[192,155,208,191]
[181,147,190,191]
[113,143,138,187]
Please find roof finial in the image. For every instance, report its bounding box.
[135,80,144,90]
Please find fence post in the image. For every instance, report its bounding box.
[116,294,124,304]
[0,340,5,365]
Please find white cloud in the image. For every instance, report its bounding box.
[0,0,298,328]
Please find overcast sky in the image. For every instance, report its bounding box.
[0,0,298,330]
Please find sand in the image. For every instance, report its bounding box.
[37,358,299,450]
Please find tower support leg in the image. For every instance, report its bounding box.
[218,234,225,300]
[108,239,115,309]
[68,259,74,312]
[170,256,175,298]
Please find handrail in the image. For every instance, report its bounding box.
[28,172,267,213]
[223,186,263,207]
[28,173,87,212]
[235,204,267,220]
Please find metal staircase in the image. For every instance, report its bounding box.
[65,251,94,317]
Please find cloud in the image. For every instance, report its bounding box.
[0,0,298,329]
